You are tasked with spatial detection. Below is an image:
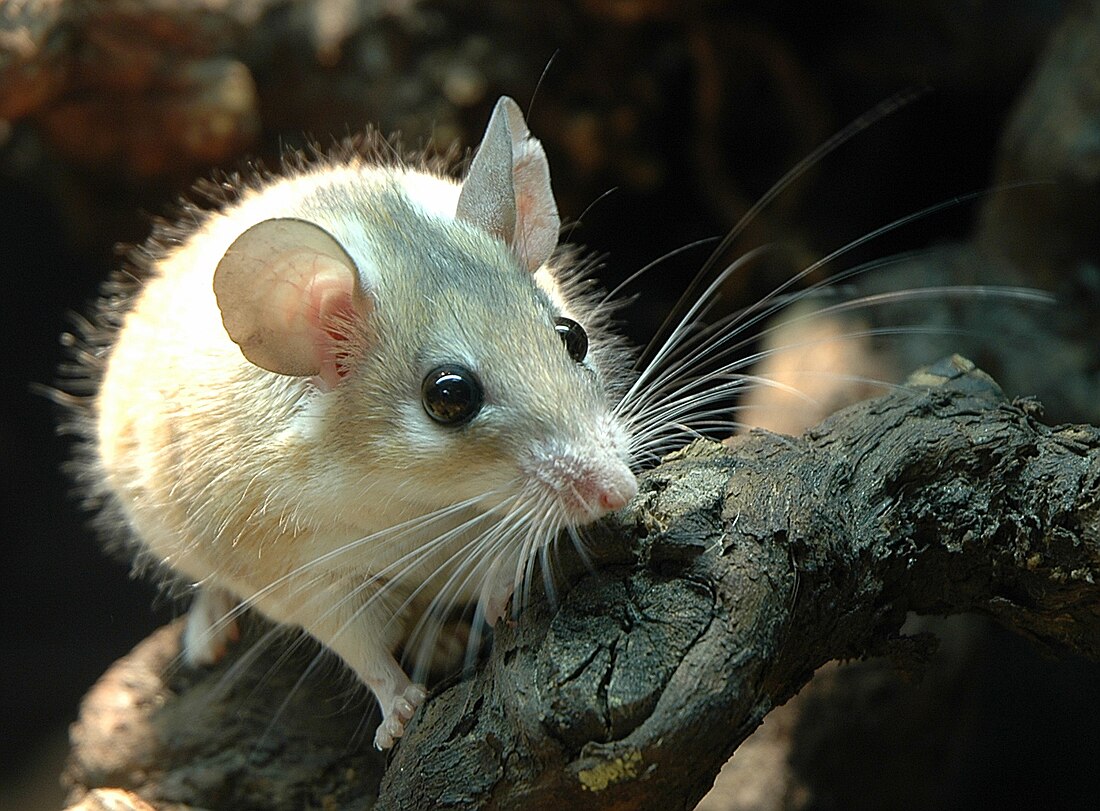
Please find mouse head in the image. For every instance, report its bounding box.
[212,97,637,527]
[212,98,559,390]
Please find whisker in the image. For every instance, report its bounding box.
[619,244,778,410]
[622,311,1036,458]
[636,88,931,374]
[599,237,721,306]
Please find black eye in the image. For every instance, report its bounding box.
[555,317,588,363]
[421,365,483,426]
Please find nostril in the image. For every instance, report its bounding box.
[525,443,636,520]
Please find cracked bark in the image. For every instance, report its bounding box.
[63,356,1100,810]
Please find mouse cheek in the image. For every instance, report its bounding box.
[398,412,512,505]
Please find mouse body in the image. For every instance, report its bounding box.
[78,97,638,749]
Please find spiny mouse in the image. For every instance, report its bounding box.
[66,96,639,749]
[64,91,1037,753]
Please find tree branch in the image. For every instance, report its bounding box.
[63,357,1100,810]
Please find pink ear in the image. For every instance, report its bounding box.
[499,98,561,273]
[456,96,561,272]
[213,218,368,389]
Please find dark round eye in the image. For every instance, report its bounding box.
[421,365,483,426]
[555,317,588,363]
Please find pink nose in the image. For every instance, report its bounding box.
[596,474,637,512]
[599,490,627,511]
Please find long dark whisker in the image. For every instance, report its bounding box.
[627,283,1052,423]
[618,244,778,409]
[598,237,720,306]
[623,311,1048,458]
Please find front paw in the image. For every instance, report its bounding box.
[373,683,428,750]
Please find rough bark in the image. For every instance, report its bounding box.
[62,356,1100,810]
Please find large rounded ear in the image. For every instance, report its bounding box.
[456,96,561,272]
[213,218,368,389]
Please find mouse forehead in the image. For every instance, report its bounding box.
[304,179,606,419]
[359,188,562,345]
[396,229,571,385]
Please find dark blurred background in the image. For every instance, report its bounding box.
[3,1,1100,808]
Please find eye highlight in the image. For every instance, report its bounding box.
[421,365,483,426]
[555,317,588,363]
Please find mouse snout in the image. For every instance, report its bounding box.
[519,410,637,523]
[600,481,636,511]
[585,463,637,513]
[558,459,637,522]
[523,443,637,524]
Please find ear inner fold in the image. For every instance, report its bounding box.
[499,98,560,273]
[213,217,363,384]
